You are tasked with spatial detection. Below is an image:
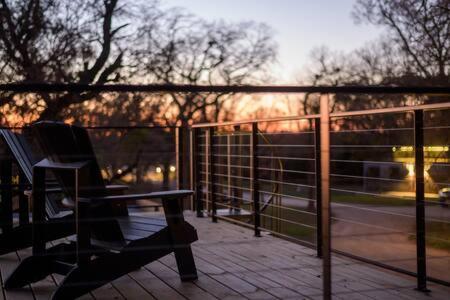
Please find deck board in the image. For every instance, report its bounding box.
[0,252,34,300]
[0,212,449,299]
[16,247,56,300]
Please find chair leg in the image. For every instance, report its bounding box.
[174,246,198,281]
[162,197,198,281]
[52,228,176,299]
[51,267,103,300]
[4,255,53,289]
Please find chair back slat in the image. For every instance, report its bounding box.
[0,129,34,180]
[0,129,59,217]
[32,121,125,242]
[32,122,107,200]
[71,125,107,196]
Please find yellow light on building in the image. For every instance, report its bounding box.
[169,166,176,172]
[406,163,415,177]
[404,163,432,179]
[401,146,414,152]
[392,146,449,152]
[425,146,449,152]
[156,167,162,173]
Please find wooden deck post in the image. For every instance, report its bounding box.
[320,94,331,300]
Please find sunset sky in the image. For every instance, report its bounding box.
[163,0,383,83]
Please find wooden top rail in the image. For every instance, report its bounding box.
[191,114,321,128]
[1,83,450,94]
[192,101,450,128]
[2,83,449,130]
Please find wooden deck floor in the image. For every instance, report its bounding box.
[0,212,449,300]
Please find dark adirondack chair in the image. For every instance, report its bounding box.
[4,122,198,299]
[0,129,128,255]
[0,129,73,254]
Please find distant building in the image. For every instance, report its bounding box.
[362,146,450,193]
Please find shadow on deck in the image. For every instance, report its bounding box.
[0,212,449,300]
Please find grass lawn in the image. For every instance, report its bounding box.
[331,191,417,206]
[260,205,316,244]
[265,202,449,252]
[421,221,450,252]
[216,184,449,252]
[408,221,450,252]
[273,183,420,206]
[275,184,440,207]
[281,225,316,243]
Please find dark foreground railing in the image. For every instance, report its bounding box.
[1,83,450,299]
[191,100,450,298]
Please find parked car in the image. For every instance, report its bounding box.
[438,187,450,207]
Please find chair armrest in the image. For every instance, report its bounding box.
[34,158,90,171]
[31,184,128,195]
[105,184,129,194]
[88,190,193,202]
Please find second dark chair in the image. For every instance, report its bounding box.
[0,128,128,255]
[4,122,198,299]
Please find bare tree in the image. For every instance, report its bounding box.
[297,0,450,117]
[133,10,277,126]
[353,0,450,84]
[0,1,277,127]
[0,0,158,125]
[293,44,420,135]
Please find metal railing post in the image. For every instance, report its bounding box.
[209,127,218,222]
[195,128,205,217]
[314,118,323,258]
[176,126,188,210]
[227,133,232,212]
[414,109,428,292]
[320,94,331,300]
[189,128,196,212]
[205,129,210,215]
[176,127,183,190]
[18,169,29,225]
[251,122,261,237]
[231,125,242,211]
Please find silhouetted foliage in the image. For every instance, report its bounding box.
[133,10,276,126]
[295,0,449,129]
[0,0,276,126]
[0,0,134,122]
[354,0,450,84]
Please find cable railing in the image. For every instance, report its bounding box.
[190,90,450,298]
[1,83,450,299]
